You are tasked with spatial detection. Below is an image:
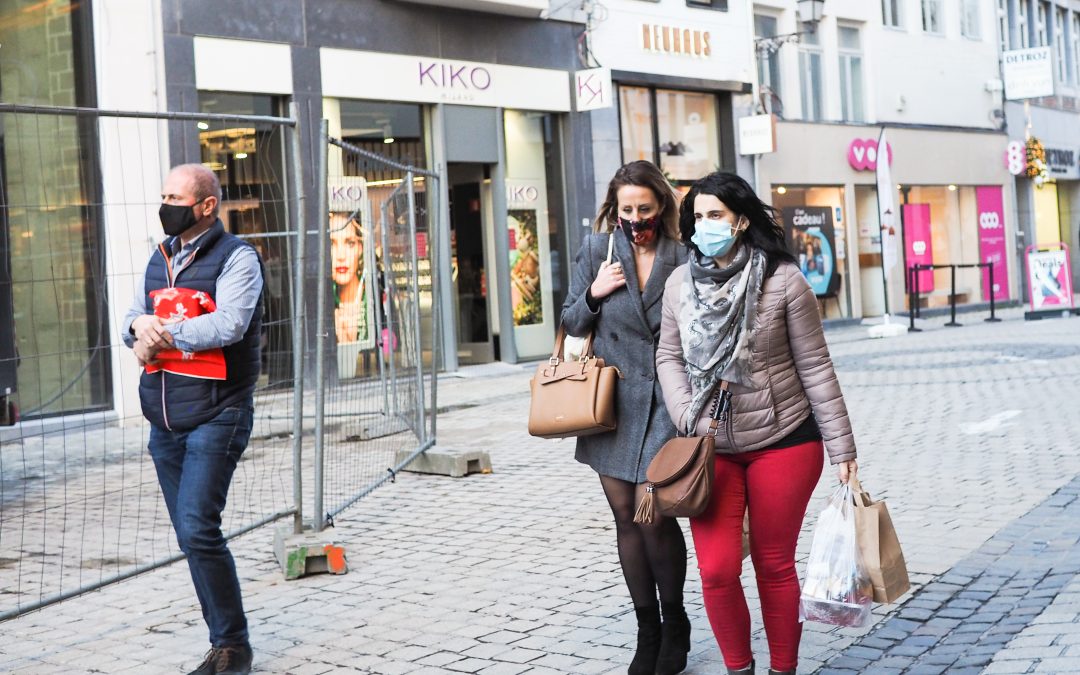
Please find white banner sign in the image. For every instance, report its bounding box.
[321,49,572,112]
[1003,47,1054,100]
[737,114,776,155]
[574,68,612,111]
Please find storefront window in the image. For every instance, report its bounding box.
[618,86,654,164]
[0,0,109,417]
[656,90,720,183]
[771,186,852,319]
[198,92,294,386]
[504,110,566,359]
[619,85,724,187]
[327,99,433,371]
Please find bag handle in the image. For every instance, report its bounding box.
[606,231,615,264]
[550,325,596,364]
[848,474,872,506]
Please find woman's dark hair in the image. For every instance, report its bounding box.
[679,171,796,278]
[595,160,681,241]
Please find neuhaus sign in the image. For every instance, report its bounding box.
[321,49,572,112]
[640,23,712,58]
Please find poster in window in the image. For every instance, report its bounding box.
[330,211,376,352]
[508,208,542,326]
[782,206,838,297]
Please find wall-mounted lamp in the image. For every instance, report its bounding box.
[754,0,825,56]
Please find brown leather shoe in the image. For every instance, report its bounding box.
[187,644,253,675]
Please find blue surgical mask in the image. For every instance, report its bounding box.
[691,218,739,258]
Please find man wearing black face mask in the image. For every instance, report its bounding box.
[122,163,263,675]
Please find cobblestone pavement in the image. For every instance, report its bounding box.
[2,308,1080,674]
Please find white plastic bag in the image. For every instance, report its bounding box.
[800,483,873,627]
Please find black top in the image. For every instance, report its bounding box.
[765,412,823,451]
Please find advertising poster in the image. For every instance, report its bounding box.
[902,203,935,292]
[328,177,376,378]
[975,186,1011,302]
[782,206,837,297]
[1026,247,1074,311]
[508,208,542,326]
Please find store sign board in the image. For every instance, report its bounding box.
[1025,246,1074,311]
[1046,146,1080,179]
[782,206,838,298]
[1003,47,1054,100]
[575,68,612,111]
[321,49,572,112]
[976,186,1010,302]
[737,114,776,155]
[848,138,893,171]
[902,203,935,292]
[640,23,712,59]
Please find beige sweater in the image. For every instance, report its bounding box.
[655,261,857,465]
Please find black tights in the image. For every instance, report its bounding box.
[600,474,688,609]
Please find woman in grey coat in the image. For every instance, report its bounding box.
[561,161,690,675]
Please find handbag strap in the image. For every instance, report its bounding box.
[551,325,596,364]
[705,381,731,437]
[606,231,615,264]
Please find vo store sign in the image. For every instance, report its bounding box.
[847,138,893,172]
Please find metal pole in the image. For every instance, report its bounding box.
[381,199,399,418]
[986,261,1001,322]
[405,171,427,443]
[428,176,442,442]
[313,118,330,532]
[286,102,307,536]
[908,266,921,332]
[946,264,961,327]
[914,263,921,319]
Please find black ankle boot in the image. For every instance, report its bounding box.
[767,669,794,675]
[627,605,662,675]
[655,602,691,675]
[727,658,754,674]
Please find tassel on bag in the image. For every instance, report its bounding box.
[634,487,656,524]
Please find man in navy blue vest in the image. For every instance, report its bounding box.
[123,164,263,675]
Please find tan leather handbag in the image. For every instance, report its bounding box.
[634,383,729,523]
[527,326,622,439]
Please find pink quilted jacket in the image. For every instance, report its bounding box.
[655,261,857,465]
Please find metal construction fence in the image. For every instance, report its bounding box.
[0,104,439,620]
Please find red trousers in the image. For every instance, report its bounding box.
[689,441,824,671]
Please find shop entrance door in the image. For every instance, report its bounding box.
[449,163,495,364]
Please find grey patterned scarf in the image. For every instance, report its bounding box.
[678,245,767,434]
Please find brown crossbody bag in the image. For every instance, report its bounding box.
[634,381,730,523]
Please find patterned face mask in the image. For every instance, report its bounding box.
[618,215,659,246]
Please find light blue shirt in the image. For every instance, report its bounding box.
[122,230,263,353]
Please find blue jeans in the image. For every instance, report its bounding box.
[149,403,254,647]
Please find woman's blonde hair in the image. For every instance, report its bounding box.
[594,160,681,241]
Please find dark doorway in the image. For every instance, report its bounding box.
[448,163,494,364]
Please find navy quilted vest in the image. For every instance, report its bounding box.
[138,220,262,430]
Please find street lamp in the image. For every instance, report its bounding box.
[754,0,825,56]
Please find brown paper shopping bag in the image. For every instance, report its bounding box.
[850,476,910,603]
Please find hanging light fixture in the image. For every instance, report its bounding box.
[754,0,826,56]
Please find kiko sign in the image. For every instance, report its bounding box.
[321,49,572,112]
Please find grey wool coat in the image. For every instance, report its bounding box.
[560,230,688,483]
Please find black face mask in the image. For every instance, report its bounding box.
[159,199,207,237]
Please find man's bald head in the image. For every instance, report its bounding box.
[162,163,222,221]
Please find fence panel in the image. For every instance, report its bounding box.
[0,105,306,619]
[315,136,440,525]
